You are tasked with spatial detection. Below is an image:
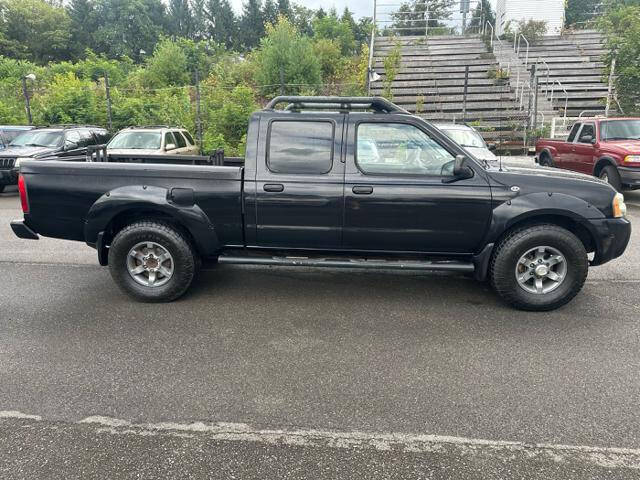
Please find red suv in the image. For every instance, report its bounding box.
[536,118,640,191]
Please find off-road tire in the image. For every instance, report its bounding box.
[538,152,554,167]
[599,165,622,192]
[490,224,588,311]
[109,221,197,302]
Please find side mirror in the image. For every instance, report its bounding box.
[487,143,497,152]
[64,141,78,151]
[580,135,594,144]
[443,154,474,184]
[165,143,176,151]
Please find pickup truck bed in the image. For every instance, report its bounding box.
[11,96,631,311]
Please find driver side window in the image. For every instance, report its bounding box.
[356,123,456,176]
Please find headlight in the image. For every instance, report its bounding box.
[13,157,31,168]
[613,192,627,218]
[624,155,640,165]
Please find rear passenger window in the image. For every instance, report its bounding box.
[173,131,187,148]
[182,131,195,144]
[267,121,334,174]
[164,132,176,147]
[77,129,96,147]
[567,123,581,143]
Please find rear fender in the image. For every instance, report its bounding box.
[84,185,220,257]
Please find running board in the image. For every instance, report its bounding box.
[217,254,474,272]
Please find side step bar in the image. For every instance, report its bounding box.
[218,254,474,272]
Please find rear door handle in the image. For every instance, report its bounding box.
[263,183,284,192]
[352,185,373,195]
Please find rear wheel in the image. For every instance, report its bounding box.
[538,152,554,167]
[490,224,588,311]
[599,165,622,192]
[108,221,197,302]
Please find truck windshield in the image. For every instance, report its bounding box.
[440,128,486,148]
[9,130,63,148]
[600,120,640,141]
[108,132,162,149]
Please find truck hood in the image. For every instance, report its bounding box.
[464,146,497,161]
[0,145,57,158]
[486,164,616,216]
[601,140,640,154]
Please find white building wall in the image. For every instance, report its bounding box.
[495,0,565,37]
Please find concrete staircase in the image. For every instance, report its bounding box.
[371,30,611,149]
[371,35,533,149]
[517,30,610,117]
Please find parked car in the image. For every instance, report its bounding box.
[536,117,640,191]
[107,126,199,156]
[435,123,498,162]
[0,125,110,193]
[0,126,34,151]
[11,96,631,311]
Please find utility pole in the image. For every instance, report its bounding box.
[21,76,33,125]
[605,57,615,117]
[462,65,469,122]
[104,72,113,131]
[195,69,203,153]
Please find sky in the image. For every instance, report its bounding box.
[228,0,498,20]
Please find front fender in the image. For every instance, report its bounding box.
[485,192,606,245]
[84,185,220,257]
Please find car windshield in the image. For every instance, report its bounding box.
[600,120,640,141]
[440,128,486,148]
[108,131,162,149]
[9,130,63,148]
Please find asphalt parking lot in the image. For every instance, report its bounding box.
[1,174,640,479]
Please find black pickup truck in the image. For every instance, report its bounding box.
[11,96,631,310]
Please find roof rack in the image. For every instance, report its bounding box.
[41,124,105,129]
[264,96,410,114]
[127,125,176,129]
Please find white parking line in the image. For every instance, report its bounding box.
[5,411,637,470]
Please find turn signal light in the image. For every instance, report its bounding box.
[18,174,29,214]
[623,155,640,166]
[612,192,627,218]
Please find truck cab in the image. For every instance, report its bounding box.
[536,118,640,191]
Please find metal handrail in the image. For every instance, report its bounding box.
[536,58,551,95]
[484,21,495,48]
[517,33,529,69]
[550,80,568,120]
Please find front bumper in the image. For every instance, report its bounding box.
[10,220,39,240]
[0,168,18,186]
[590,217,631,266]
[618,166,640,189]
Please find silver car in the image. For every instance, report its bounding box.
[107,127,199,156]
[435,123,498,162]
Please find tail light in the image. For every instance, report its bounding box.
[18,174,29,214]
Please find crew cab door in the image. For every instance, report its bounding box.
[253,115,345,249]
[342,117,492,253]
[572,122,597,174]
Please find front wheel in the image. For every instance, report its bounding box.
[599,165,623,192]
[108,221,198,302]
[490,224,588,311]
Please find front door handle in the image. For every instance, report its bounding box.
[263,183,284,192]
[352,185,373,195]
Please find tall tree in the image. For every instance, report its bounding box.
[391,0,454,35]
[92,0,168,61]
[262,0,279,27]
[168,0,193,38]
[277,0,291,19]
[205,0,237,48]
[191,0,208,40]
[565,0,601,27]
[313,8,355,55]
[0,0,72,63]
[469,0,494,33]
[67,0,98,57]
[239,0,264,50]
